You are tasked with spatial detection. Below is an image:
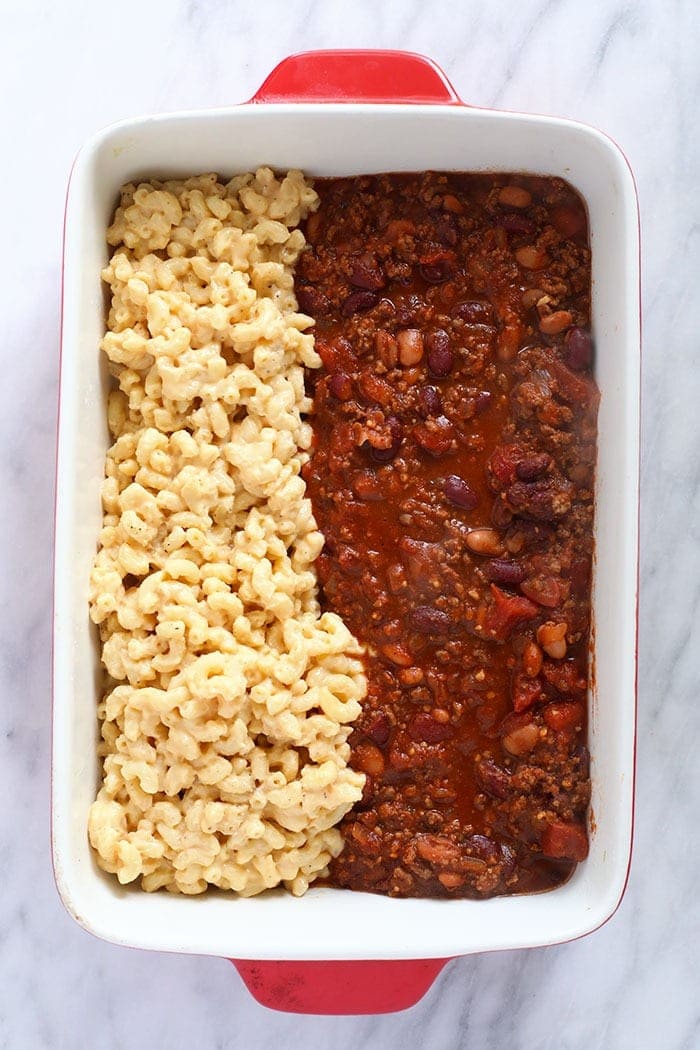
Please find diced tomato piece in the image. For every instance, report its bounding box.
[541,820,589,861]
[512,672,543,713]
[315,335,359,374]
[488,444,524,488]
[542,701,584,732]
[483,584,539,641]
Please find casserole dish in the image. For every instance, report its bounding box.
[53,50,640,1014]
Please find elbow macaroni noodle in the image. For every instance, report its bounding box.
[88,169,366,896]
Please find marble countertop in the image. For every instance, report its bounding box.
[1,0,698,1046]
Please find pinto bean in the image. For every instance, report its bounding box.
[498,185,532,208]
[397,328,424,365]
[539,310,573,335]
[465,528,504,556]
[502,720,540,756]
[354,742,386,777]
[515,245,549,270]
[537,621,568,659]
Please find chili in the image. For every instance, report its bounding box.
[300,172,597,898]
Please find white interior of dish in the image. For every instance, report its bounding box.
[53,104,639,960]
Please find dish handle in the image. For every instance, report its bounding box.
[230,957,452,1015]
[250,49,463,105]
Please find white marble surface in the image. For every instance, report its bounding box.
[1,0,698,1045]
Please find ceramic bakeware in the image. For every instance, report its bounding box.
[53,50,640,1014]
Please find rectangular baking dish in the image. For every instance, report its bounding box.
[52,51,640,1014]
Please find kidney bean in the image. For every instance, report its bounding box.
[564,326,593,370]
[497,213,536,235]
[341,290,379,316]
[409,712,452,744]
[397,328,424,365]
[433,216,458,245]
[349,254,386,290]
[451,300,493,324]
[365,711,392,746]
[515,453,552,481]
[465,833,501,863]
[475,758,512,799]
[328,372,353,401]
[444,475,479,510]
[296,284,331,315]
[506,479,574,522]
[426,329,454,376]
[370,416,403,463]
[410,605,451,635]
[486,559,526,586]
[418,385,443,417]
[474,390,492,415]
